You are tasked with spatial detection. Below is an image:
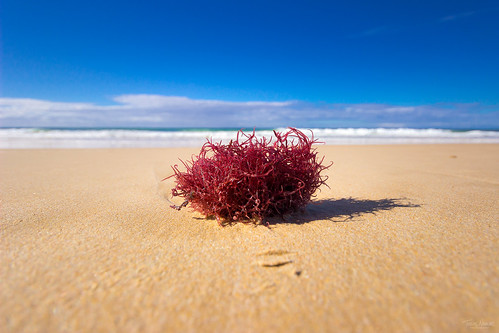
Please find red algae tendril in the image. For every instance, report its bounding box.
[166,127,332,224]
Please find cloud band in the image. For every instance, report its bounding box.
[0,95,497,129]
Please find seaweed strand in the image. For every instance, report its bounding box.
[167,128,332,224]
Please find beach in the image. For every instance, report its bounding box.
[1,144,498,332]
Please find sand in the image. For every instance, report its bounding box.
[1,144,498,332]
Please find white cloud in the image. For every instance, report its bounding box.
[0,95,296,127]
[440,11,476,22]
[0,95,497,129]
[0,98,98,116]
[112,94,291,108]
[385,107,416,113]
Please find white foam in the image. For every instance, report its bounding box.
[0,128,498,149]
[300,128,499,145]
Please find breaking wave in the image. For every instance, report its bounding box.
[1,127,498,148]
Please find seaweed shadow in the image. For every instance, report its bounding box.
[270,197,421,225]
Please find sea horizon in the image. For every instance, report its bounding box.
[1,126,499,149]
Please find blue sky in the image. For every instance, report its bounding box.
[1,0,498,128]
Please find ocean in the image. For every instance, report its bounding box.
[1,127,499,149]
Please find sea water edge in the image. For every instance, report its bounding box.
[1,127,499,149]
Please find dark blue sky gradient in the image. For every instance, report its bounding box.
[1,0,498,128]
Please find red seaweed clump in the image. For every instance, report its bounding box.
[166,128,332,224]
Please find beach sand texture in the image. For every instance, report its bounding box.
[1,144,498,332]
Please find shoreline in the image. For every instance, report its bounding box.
[2,127,499,149]
[3,141,499,151]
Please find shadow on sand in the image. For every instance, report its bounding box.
[269,197,421,225]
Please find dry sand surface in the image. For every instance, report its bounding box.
[1,144,498,332]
